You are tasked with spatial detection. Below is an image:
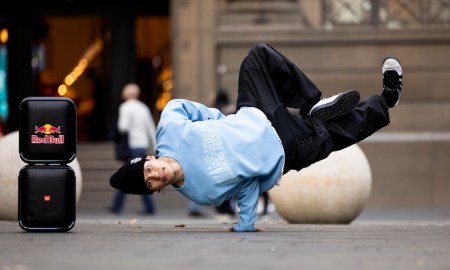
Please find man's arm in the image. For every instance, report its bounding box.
[231,179,260,232]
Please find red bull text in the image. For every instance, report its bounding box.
[32,124,64,144]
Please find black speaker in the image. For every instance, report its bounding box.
[19,97,76,164]
[18,165,76,232]
[18,97,77,232]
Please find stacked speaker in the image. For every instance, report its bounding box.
[18,97,77,232]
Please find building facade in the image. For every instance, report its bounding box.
[171,0,450,208]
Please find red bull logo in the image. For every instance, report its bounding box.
[32,123,64,144]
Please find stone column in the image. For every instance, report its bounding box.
[171,0,217,104]
[109,15,137,129]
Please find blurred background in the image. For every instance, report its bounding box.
[0,0,449,215]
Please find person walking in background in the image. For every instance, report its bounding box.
[109,83,157,215]
[214,88,236,116]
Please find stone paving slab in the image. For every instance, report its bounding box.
[1,209,450,270]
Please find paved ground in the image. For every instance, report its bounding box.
[1,207,450,270]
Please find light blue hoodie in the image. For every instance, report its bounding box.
[155,99,285,232]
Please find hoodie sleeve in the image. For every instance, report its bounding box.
[233,178,259,232]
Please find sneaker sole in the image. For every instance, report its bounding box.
[310,91,360,121]
[382,56,403,108]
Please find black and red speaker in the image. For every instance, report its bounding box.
[18,165,76,231]
[19,97,76,164]
[18,97,77,232]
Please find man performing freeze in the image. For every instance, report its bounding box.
[110,43,403,232]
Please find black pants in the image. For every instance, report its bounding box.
[237,43,390,173]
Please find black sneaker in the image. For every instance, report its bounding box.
[382,57,403,107]
[309,90,360,121]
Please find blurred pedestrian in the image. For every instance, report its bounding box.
[109,83,157,215]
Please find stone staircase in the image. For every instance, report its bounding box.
[76,142,190,213]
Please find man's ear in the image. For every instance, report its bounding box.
[147,155,156,160]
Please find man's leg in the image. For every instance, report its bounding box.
[323,95,390,151]
[237,43,360,121]
[111,191,125,213]
[323,56,402,151]
[281,94,392,171]
[142,195,155,214]
[236,43,322,118]
[273,108,333,173]
[281,55,402,172]
[235,43,397,172]
[236,43,347,172]
[236,43,331,172]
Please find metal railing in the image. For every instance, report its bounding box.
[322,0,449,28]
[222,0,449,29]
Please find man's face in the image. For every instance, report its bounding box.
[143,156,174,191]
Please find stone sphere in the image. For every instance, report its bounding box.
[269,144,371,224]
[0,131,83,221]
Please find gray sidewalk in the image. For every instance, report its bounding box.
[1,208,450,270]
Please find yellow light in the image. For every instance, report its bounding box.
[71,70,80,78]
[59,37,103,89]
[95,41,103,52]
[74,65,84,76]
[79,59,88,69]
[156,92,172,111]
[58,84,68,96]
[162,80,173,91]
[71,71,79,80]
[64,74,75,86]
[0,28,8,44]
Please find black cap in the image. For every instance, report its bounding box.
[109,155,154,195]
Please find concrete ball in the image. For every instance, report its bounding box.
[269,144,371,224]
[0,131,83,221]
